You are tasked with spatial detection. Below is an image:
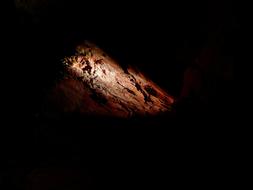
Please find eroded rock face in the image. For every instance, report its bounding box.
[50,42,174,118]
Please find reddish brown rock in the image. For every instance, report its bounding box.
[50,42,174,118]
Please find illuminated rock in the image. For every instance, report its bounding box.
[50,42,174,118]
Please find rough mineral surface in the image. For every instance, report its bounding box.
[51,42,174,118]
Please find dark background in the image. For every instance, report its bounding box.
[2,0,238,189]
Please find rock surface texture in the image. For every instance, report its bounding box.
[51,42,174,118]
